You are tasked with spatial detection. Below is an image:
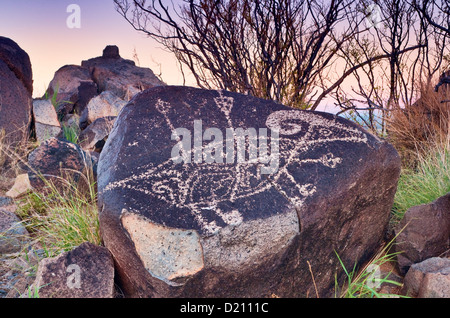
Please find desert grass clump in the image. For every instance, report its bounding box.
[61,123,81,144]
[0,127,38,191]
[15,165,101,257]
[391,142,450,222]
[334,238,405,298]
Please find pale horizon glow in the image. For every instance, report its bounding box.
[0,0,340,113]
[0,0,190,98]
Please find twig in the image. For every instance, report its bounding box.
[307,260,319,298]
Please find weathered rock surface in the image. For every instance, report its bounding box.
[0,209,29,254]
[0,36,33,95]
[0,58,32,145]
[32,99,61,143]
[402,257,450,298]
[79,116,116,153]
[45,65,94,118]
[97,86,401,298]
[27,137,93,190]
[81,45,164,100]
[0,197,12,208]
[79,91,126,128]
[74,80,98,116]
[395,193,450,275]
[1,244,46,298]
[30,242,115,298]
[5,174,31,199]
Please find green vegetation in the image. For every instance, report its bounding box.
[44,84,73,112]
[334,81,450,298]
[16,168,100,257]
[334,238,405,298]
[44,84,77,132]
[392,144,450,221]
[61,123,80,144]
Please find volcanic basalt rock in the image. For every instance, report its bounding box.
[97,86,401,298]
[0,37,33,146]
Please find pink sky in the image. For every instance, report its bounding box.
[0,0,188,98]
[0,0,339,112]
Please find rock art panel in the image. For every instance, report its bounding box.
[98,86,401,298]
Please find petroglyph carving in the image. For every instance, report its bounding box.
[103,92,369,236]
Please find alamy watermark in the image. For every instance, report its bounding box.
[66,4,81,29]
[364,3,382,29]
[366,264,382,290]
[171,120,280,175]
[66,264,81,289]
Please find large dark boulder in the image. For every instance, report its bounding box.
[0,36,33,95]
[97,86,401,298]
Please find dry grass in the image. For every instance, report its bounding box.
[15,167,101,256]
[386,82,450,168]
[1,128,100,256]
[0,127,37,192]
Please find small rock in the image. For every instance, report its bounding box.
[81,46,164,99]
[27,137,94,191]
[45,65,94,118]
[395,193,450,274]
[32,99,61,144]
[73,81,98,116]
[0,209,29,254]
[30,242,115,298]
[0,197,12,207]
[5,174,31,199]
[102,45,120,59]
[402,257,450,298]
[79,117,116,153]
[79,91,126,128]
[6,276,35,298]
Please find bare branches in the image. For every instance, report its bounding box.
[332,0,450,134]
[114,0,449,122]
[413,0,450,35]
[114,0,366,108]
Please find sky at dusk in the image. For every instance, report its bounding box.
[0,0,188,98]
[0,0,339,112]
